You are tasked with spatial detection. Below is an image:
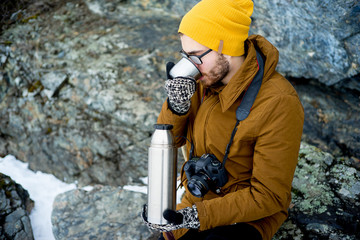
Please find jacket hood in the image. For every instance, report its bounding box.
[219,35,280,112]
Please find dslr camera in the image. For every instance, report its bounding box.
[184,153,228,198]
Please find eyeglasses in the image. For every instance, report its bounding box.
[180,49,212,64]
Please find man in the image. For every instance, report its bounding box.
[143,0,304,239]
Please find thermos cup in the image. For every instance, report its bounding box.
[147,124,177,224]
[169,57,201,80]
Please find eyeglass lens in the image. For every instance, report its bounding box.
[181,49,212,64]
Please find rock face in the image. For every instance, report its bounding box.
[51,186,154,240]
[1,0,179,186]
[0,0,359,188]
[0,0,359,239]
[274,143,360,239]
[0,173,34,240]
[250,0,360,89]
[83,0,360,89]
[293,80,360,162]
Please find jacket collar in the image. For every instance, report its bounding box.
[217,35,279,113]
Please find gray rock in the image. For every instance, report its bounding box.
[293,80,360,161]
[51,186,156,240]
[250,0,360,88]
[0,0,177,186]
[275,142,360,239]
[0,173,34,240]
[329,164,360,205]
[40,71,68,98]
[292,142,336,215]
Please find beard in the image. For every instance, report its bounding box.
[200,54,230,88]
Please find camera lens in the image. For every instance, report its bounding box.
[188,182,203,197]
[187,174,210,198]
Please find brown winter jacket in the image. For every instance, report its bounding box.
[157,35,304,240]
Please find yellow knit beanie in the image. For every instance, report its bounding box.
[179,0,254,56]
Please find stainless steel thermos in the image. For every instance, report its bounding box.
[147,124,177,224]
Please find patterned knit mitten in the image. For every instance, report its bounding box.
[141,204,200,232]
[165,76,196,115]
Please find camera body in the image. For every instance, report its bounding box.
[184,153,228,198]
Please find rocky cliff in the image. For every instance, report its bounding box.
[0,0,359,239]
[251,0,360,89]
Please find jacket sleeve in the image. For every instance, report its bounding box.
[157,99,191,148]
[195,94,304,231]
[157,81,202,147]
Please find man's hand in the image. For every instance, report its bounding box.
[165,76,196,115]
[141,204,200,232]
[163,205,200,229]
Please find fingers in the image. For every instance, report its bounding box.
[166,62,175,79]
[163,209,184,225]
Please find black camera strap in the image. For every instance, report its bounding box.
[222,49,265,166]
